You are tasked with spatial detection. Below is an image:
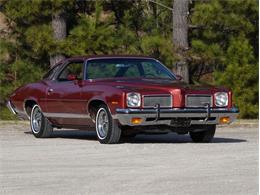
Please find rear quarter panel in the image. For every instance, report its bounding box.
[10,81,48,114]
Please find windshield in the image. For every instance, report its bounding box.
[86,58,176,80]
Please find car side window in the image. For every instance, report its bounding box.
[87,61,141,79]
[87,62,117,79]
[57,62,83,81]
[43,63,62,80]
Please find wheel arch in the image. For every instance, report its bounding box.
[24,98,39,118]
[87,99,107,121]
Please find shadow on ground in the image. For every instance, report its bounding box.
[24,130,246,144]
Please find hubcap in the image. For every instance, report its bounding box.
[31,106,42,134]
[96,108,109,139]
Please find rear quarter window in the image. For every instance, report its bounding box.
[43,64,62,80]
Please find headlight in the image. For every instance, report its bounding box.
[214,92,228,107]
[127,92,141,107]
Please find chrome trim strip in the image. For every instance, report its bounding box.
[43,112,90,119]
[6,101,29,120]
[142,94,173,108]
[6,101,17,114]
[116,107,239,114]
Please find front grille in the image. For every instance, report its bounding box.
[186,95,212,107]
[143,95,172,108]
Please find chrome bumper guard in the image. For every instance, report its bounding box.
[115,107,239,126]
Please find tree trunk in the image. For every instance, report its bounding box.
[172,0,189,83]
[50,11,66,67]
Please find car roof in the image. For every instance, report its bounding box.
[59,55,155,63]
[49,55,158,71]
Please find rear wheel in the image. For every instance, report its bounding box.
[30,105,53,138]
[189,125,216,143]
[95,104,121,144]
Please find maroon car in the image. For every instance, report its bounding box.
[7,56,239,144]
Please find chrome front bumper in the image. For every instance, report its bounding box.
[115,107,239,126]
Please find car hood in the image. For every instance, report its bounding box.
[91,78,227,94]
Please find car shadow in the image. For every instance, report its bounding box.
[24,130,246,144]
[25,130,97,141]
[127,134,247,144]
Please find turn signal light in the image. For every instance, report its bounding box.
[131,117,142,125]
[219,117,230,124]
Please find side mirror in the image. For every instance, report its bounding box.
[67,74,77,81]
[175,74,183,81]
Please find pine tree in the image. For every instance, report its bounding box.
[0,0,258,119]
[191,0,258,118]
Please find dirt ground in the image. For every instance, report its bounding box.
[0,121,258,195]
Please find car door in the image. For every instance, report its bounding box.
[44,60,87,125]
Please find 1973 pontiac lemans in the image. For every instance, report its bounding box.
[7,56,239,144]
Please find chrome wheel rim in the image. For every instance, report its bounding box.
[31,106,42,134]
[96,108,109,139]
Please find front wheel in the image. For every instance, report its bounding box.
[30,104,53,138]
[189,125,216,143]
[95,104,121,144]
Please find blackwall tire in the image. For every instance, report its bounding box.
[95,104,121,144]
[30,105,53,138]
[189,125,216,143]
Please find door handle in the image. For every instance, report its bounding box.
[48,88,53,93]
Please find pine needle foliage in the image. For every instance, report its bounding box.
[0,0,258,118]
